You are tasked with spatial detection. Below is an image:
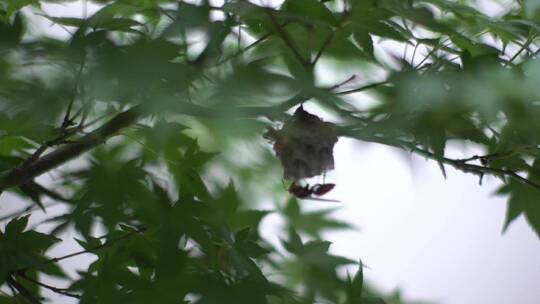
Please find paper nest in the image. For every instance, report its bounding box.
[264,106,338,180]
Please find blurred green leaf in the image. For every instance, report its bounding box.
[5,215,30,235]
[346,260,364,304]
[0,216,62,282]
[498,178,540,237]
[283,0,338,27]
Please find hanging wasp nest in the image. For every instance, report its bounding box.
[264,105,338,180]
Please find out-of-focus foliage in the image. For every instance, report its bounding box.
[0,0,539,303]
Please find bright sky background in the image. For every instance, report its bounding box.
[1,1,539,303]
[328,139,540,304]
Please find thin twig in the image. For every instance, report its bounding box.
[19,111,111,170]
[70,99,92,124]
[159,8,176,21]
[412,146,540,190]
[411,41,419,67]
[418,148,540,189]
[216,32,270,66]
[414,37,452,70]
[327,74,356,90]
[6,279,17,296]
[312,3,351,66]
[79,112,115,130]
[237,24,242,51]
[276,93,310,112]
[338,129,540,191]
[15,272,81,299]
[120,132,180,166]
[42,227,146,266]
[336,81,388,95]
[508,33,536,64]
[7,277,41,304]
[215,21,290,66]
[312,31,335,66]
[487,126,500,138]
[455,145,538,164]
[267,11,308,66]
[22,145,48,167]
[20,126,83,168]
[62,56,86,129]
[0,205,36,222]
[456,153,506,164]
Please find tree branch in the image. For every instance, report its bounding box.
[0,106,142,193]
[0,95,313,196]
[21,126,83,168]
[0,75,380,196]
[456,152,510,164]
[337,128,540,191]
[409,146,540,191]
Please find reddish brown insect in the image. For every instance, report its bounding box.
[288,183,311,198]
[288,182,336,199]
[311,183,335,196]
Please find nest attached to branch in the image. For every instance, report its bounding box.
[264,106,338,180]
